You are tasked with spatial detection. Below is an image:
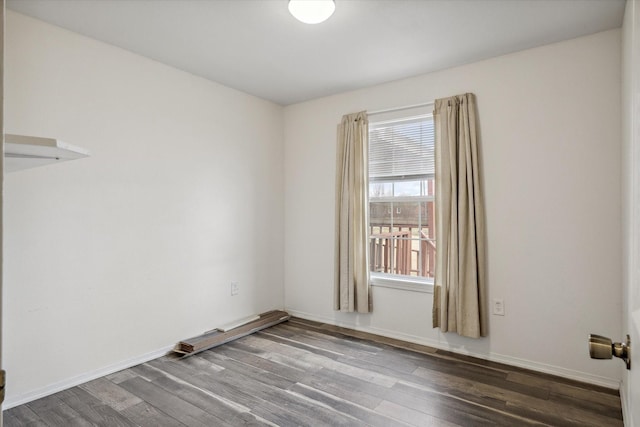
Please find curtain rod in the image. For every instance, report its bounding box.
[367,100,434,116]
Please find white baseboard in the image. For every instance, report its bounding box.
[286,309,621,390]
[2,345,174,410]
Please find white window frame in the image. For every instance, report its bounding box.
[368,108,435,294]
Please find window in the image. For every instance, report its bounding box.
[368,108,435,291]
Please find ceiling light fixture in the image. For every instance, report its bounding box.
[288,0,336,24]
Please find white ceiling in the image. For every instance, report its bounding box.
[7,0,626,106]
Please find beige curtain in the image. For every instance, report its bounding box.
[335,111,371,313]
[432,93,487,338]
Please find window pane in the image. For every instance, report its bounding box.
[393,180,421,197]
[369,116,434,181]
[393,201,421,229]
[369,201,392,231]
[419,237,436,279]
[419,200,435,278]
[423,178,435,196]
[370,182,392,197]
[419,200,434,237]
[368,113,435,281]
[369,201,392,274]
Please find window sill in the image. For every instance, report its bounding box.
[370,273,434,293]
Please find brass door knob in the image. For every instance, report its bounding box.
[589,334,631,370]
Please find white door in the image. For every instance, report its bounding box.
[625,0,640,425]
[0,2,5,426]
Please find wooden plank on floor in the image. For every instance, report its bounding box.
[216,314,261,332]
[177,310,289,355]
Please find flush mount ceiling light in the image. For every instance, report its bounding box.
[288,0,336,24]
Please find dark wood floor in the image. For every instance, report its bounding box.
[4,317,623,426]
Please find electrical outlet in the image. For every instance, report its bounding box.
[492,298,505,316]
[231,281,239,296]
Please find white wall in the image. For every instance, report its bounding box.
[3,11,284,406]
[621,0,639,424]
[284,29,623,386]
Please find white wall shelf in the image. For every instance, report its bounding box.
[4,134,90,173]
